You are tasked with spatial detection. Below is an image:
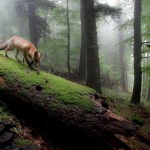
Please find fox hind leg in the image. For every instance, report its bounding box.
[5,47,11,57]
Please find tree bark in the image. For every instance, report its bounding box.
[15,0,26,36]
[66,0,71,74]
[79,0,87,80]
[130,0,142,104]
[118,17,128,92]
[147,76,150,101]
[82,0,102,93]
[28,1,38,48]
[0,55,138,149]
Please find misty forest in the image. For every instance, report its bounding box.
[0,0,150,150]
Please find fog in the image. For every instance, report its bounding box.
[0,0,137,92]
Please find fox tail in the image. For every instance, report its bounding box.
[0,42,7,50]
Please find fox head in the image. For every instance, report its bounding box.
[33,51,42,67]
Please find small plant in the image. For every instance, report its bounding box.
[14,138,35,148]
[0,104,13,120]
[131,115,145,126]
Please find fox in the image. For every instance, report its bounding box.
[0,36,42,70]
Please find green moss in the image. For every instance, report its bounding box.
[0,105,13,120]
[131,115,145,126]
[13,138,38,149]
[0,55,96,112]
[14,138,33,146]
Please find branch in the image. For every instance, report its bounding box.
[142,41,150,44]
[95,3,122,18]
[141,49,150,53]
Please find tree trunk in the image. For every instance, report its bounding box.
[0,55,138,149]
[142,53,148,99]
[82,0,102,93]
[15,0,25,36]
[0,22,5,41]
[79,0,87,80]
[66,0,71,74]
[147,75,150,101]
[28,1,38,48]
[130,0,142,105]
[118,17,128,92]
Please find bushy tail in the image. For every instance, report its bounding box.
[0,42,7,50]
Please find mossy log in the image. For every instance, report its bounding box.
[0,54,138,149]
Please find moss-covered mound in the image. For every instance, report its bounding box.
[0,54,96,112]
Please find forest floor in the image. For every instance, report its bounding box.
[108,98,150,150]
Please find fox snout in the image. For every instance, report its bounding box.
[33,51,42,67]
[33,59,40,67]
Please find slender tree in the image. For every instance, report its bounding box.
[82,0,102,93]
[118,17,128,92]
[66,0,71,74]
[79,0,87,80]
[130,0,142,104]
[27,0,38,48]
[0,22,5,41]
[147,73,150,101]
[15,0,26,35]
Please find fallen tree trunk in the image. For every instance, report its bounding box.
[0,55,138,149]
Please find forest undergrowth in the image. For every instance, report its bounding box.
[102,88,150,150]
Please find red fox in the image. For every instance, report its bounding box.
[0,36,42,69]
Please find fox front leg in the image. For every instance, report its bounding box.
[29,60,34,66]
[29,60,40,74]
[23,52,33,70]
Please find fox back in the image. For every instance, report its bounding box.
[0,36,42,67]
[8,36,37,53]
